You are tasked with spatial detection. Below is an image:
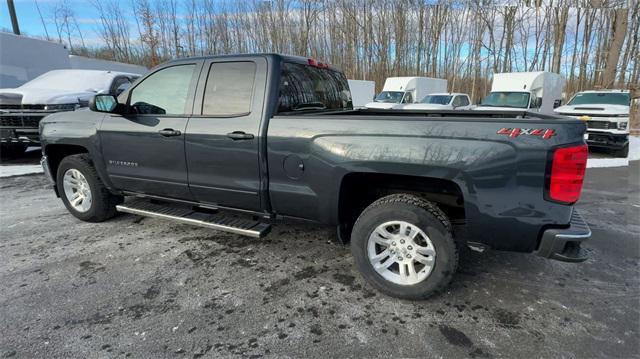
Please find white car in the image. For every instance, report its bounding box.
[403,93,473,110]
[554,90,630,157]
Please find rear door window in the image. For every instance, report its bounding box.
[202,62,256,116]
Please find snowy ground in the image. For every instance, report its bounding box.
[0,162,638,358]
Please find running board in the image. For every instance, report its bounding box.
[116,198,271,238]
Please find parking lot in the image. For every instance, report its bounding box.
[0,156,638,358]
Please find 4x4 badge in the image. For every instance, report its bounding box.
[497,128,556,139]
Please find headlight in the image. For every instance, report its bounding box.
[618,121,628,130]
[44,103,79,111]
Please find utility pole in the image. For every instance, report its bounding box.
[7,0,21,35]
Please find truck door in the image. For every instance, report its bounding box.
[185,58,268,211]
[100,63,200,199]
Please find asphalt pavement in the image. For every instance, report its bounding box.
[0,159,638,358]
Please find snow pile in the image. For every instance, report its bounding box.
[0,165,44,178]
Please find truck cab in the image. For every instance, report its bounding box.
[554,90,630,157]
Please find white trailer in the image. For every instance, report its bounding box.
[0,32,70,88]
[365,77,447,109]
[347,79,376,108]
[475,72,565,114]
[0,33,147,89]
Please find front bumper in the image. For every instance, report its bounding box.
[536,210,591,262]
[585,131,629,149]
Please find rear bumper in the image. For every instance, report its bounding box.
[536,210,591,262]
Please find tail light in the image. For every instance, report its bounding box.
[547,144,588,204]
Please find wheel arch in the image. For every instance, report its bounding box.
[336,172,466,242]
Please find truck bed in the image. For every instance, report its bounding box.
[266,109,586,252]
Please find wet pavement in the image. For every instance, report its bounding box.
[0,161,638,358]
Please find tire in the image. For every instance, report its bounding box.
[0,143,28,159]
[350,194,458,300]
[56,154,123,222]
[612,143,629,158]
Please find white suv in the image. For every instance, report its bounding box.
[555,90,630,157]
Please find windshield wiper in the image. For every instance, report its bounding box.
[292,102,327,111]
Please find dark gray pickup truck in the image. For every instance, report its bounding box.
[39,54,591,299]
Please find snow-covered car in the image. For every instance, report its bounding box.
[554,90,630,157]
[0,69,141,156]
[403,93,473,110]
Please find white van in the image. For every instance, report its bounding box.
[475,72,565,114]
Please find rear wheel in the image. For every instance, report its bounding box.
[350,194,458,300]
[56,154,123,222]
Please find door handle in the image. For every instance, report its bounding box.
[226,131,254,140]
[158,128,181,137]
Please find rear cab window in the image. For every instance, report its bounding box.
[277,62,352,114]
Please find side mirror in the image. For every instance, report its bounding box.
[536,97,543,108]
[89,94,119,113]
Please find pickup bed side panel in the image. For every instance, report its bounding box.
[266,116,585,252]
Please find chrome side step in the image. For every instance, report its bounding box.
[116,198,271,238]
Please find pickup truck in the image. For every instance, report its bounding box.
[0,69,140,157]
[554,90,631,157]
[39,54,591,300]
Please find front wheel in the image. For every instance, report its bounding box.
[350,194,458,300]
[56,154,123,222]
[612,143,629,158]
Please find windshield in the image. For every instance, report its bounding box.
[481,92,530,108]
[20,70,114,92]
[420,95,452,105]
[567,92,630,106]
[374,91,405,103]
[277,62,352,113]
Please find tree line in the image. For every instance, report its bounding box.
[37,0,640,102]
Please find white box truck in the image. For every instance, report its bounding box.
[365,77,447,109]
[475,72,565,114]
[347,79,376,108]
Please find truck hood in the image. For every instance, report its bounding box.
[403,103,451,110]
[0,87,99,105]
[554,104,629,116]
[364,102,402,110]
